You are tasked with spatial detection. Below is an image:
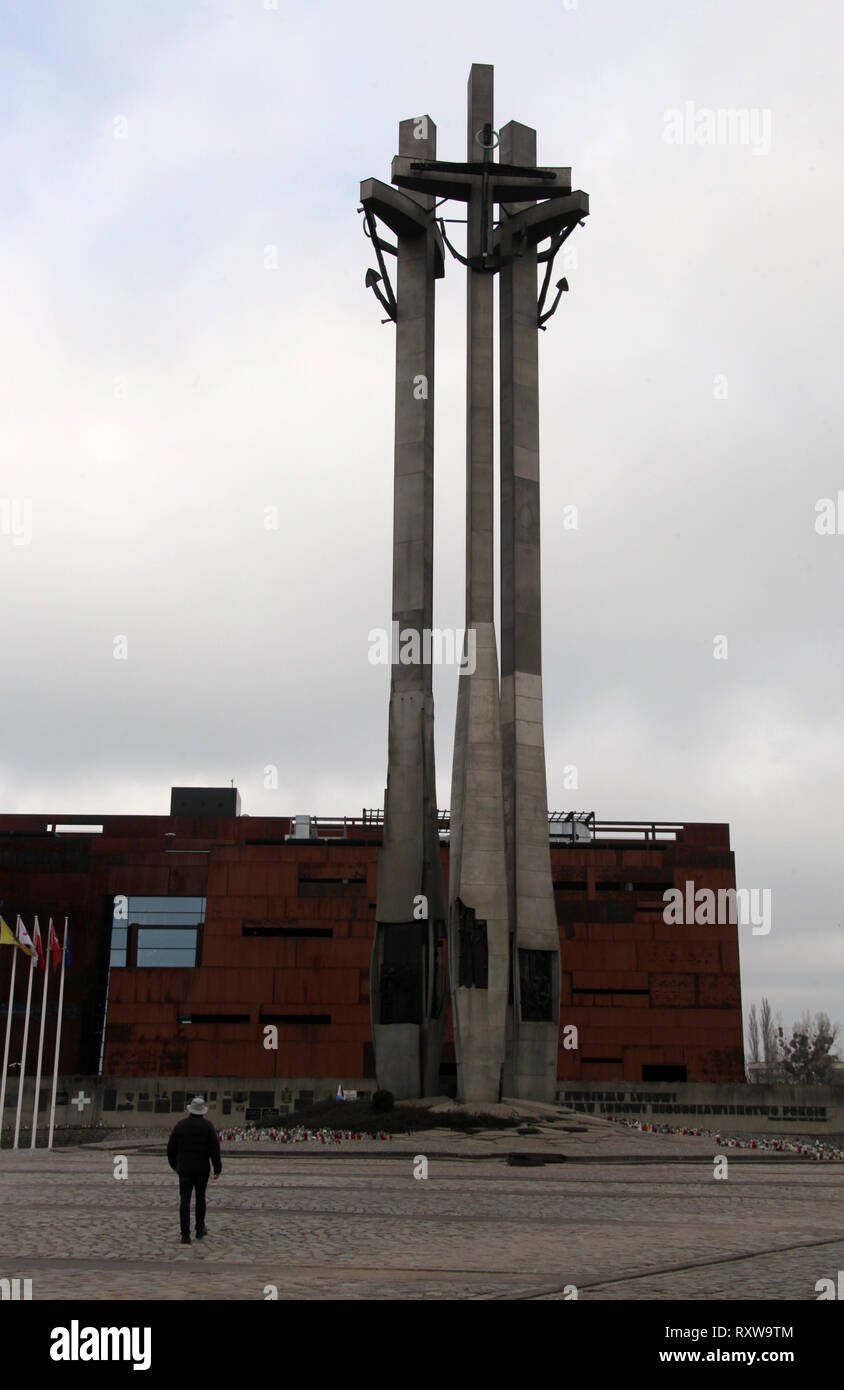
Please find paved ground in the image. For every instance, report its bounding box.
[0,1113,841,1300]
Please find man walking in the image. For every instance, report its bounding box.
[167,1096,222,1245]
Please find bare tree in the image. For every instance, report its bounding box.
[760,996,777,1064]
[746,1003,761,1066]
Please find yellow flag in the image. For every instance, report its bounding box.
[1,916,19,947]
[0,916,34,955]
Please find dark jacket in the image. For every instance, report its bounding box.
[167,1114,222,1176]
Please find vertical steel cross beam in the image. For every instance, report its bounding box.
[448,65,510,1102]
[499,122,561,1101]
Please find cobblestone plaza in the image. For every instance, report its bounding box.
[1,1116,841,1301]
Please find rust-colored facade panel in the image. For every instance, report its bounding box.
[265,897,358,922]
[572,971,649,992]
[166,867,208,897]
[226,864,299,896]
[582,923,613,940]
[651,921,733,943]
[683,1045,745,1081]
[199,915,244,937]
[679,823,731,850]
[0,870,88,902]
[291,846,330,865]
[324,1003,371,1024]
[365,862,378,899]
[621,1047,682,1078]
[610,923,653,941]
[581,1063,625,1082]
[126,968,193,1004]
[201,936,299,969]
[697,974,741,1009]
[0,810,744,1085]
[187,968,268,1005]
[721,941,740,972]
[205,896,268,919]
[106,866,170,896]
[271,968,361,1005]
[206,865,229,896]
[107,1039,190,1074]
[107,1001,174,1024]
[271,1041,363,1075]
[297,862,366,882]
[294,938,371,969]
[589,1006,654,1030]
[554,942,638,972]
[636,941,721,972]
[649,973,697,1007]
[185,1041,269,1076]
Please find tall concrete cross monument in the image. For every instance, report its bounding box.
[360,65,589,1102]
[360,119,449,1100]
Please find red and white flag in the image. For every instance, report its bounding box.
[32,917,45,971]
[15,918,36,959]
[48,920,62,972]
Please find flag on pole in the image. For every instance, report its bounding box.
[0,926,19,1150]
[13,921,37,1148]
[15,918,36,959]
[49,921,62,972]
[30,920,52,1149]
[0,916,24,950]
[48,918,69,1151]
[32,917,45,971]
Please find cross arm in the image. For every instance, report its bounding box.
[494,191,590,251]
[360,178,445,277]
[391,156,572,203]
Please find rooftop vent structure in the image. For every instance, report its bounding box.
[285,815,318,842]
[549,812,594,844]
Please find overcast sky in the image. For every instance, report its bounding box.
[1,0,841,1034]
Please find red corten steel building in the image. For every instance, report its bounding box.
[0,796,744,1088]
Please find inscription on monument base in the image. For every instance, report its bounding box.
[561,1088,832,1126]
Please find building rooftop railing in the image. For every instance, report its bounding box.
[0,811,703,847]
[314,811,686,844]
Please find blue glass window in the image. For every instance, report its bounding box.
[109,896,204,968]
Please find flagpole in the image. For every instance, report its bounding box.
[48,918,68,1152]
[0,929,19,1150]
[13,942,36,1149]
[31,919,51,1149]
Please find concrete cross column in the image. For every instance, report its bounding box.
[499,122,561,1101]
[364,118,448,1098]
[448,65,509,1103]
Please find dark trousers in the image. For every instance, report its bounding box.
[178,1172,209,1237]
